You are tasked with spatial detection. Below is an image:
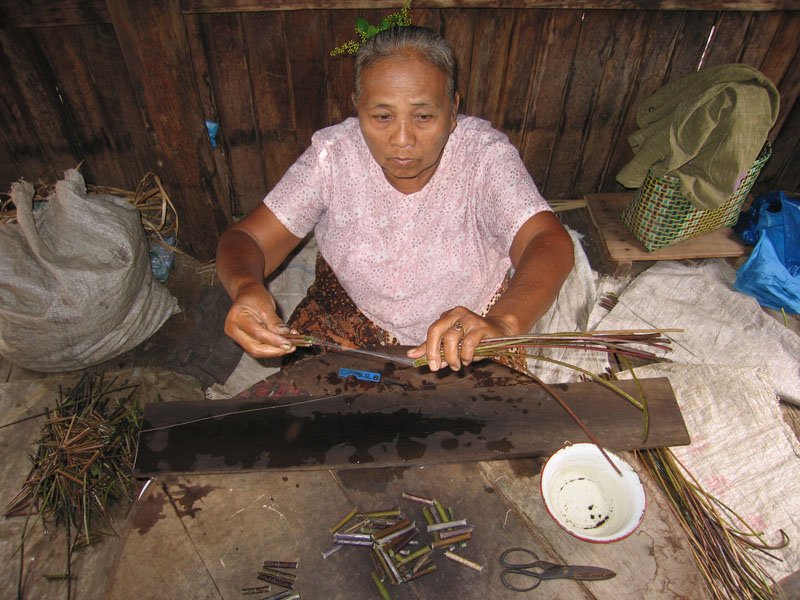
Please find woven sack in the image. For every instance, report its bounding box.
[620,144,771,251]
[0,170,178,371]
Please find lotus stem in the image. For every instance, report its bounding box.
[636,447,784,599]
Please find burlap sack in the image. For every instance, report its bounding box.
[0,170,178,371]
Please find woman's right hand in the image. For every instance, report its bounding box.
[216,204,305,358]
[224,282,298,358]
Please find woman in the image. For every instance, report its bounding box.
[216,26,574,372]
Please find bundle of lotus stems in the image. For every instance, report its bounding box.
[636,447,788,599]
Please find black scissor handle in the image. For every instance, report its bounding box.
[501,567,542,592]
[500,548,544,593]
[499,547,540,569]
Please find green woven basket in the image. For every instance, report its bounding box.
[620,144,771,251]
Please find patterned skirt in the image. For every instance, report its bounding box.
[285,252,524,371]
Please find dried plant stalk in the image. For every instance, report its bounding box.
[412,329,678,369]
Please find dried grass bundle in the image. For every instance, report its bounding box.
[408,329,677,415]
[89,172,179,245]
[0,171,179,253]
[5,373,142,599]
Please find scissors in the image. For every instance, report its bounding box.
[499,548,616,592]
[287,334,416,367]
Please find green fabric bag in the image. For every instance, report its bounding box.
[617,64,779,210]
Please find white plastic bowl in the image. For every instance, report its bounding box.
[540,443,646,543]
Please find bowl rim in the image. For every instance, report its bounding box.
[539,443,647,543]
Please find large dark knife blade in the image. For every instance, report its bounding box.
[538,564,617,581]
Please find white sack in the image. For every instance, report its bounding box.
[528,228,607,383]
[0,170,178,371]
[597,260,800,406]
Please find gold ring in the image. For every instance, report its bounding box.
[452,321,464,333]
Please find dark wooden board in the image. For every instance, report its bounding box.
[465,9,514,124]
[33,25,137,189]
[243,12,302,195]
[519,10,582,195]
[604,10,685,186]
[200,12,266,215]
[0,28,75,187]
[106,0,230,261]
[134,351,688,476]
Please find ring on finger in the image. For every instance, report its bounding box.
[452,321,465,335]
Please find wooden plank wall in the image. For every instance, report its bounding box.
[0,1,798,260]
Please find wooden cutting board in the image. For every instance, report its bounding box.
[134,351,689,475]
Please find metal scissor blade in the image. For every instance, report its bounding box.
[333,346,416,367]
[297,336,416,367]
[538,564,617,581]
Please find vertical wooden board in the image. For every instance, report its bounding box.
[663,10,717,81]
[575,10,650,194]
[0,138,22,193]
[0,29,78,186]
[285,10,328,149]
[758,12,800,139]
[34,25,138,189]
[412,6,443,33]
[323,9,358,126]
[738,12,784,70]
[603,10,686,192]
[757,12,800,87]
[77,23,157,190]
[774,49,800,140]
[244,12,301,193]
[465,9,514,127]
[184,14,236,224]
[519,10,581,194]
[545,10,616,199]
[759,51,800,190]
[700,12,754,68]
[243,12,293,139]
[107,0,231,261]
[775,108,800,192]
[0,39,53,189]
[441,9,475,111]
[755,13,800,190]
[759,124,800,194]
[201,13,266,216]
[495,9,543,149]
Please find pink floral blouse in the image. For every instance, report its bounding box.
[265,115,551,344]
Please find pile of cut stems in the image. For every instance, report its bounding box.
[5,373,142,599]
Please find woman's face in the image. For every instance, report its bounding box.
[356,53,458,194]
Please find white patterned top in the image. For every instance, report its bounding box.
[264,115,551,344]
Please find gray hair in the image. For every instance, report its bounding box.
[354,26,457,103]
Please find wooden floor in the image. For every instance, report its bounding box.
[2,203,799,599]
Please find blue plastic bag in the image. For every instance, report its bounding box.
[733,191,800,314]
[148,232,177,283]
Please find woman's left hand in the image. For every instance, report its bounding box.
[406,306,512,371]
